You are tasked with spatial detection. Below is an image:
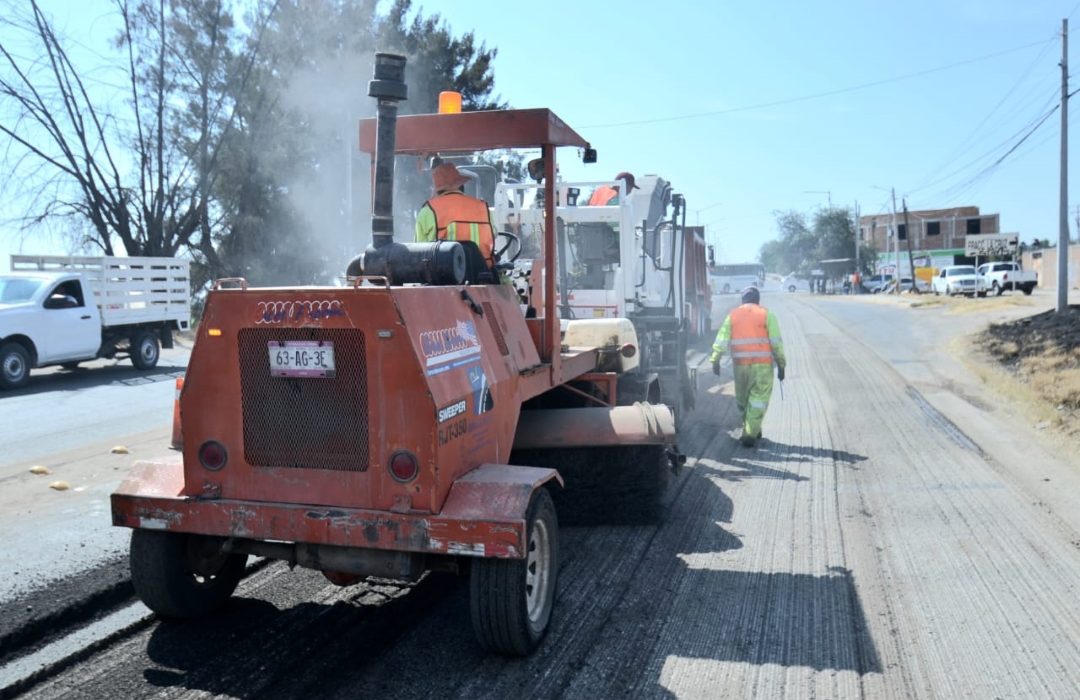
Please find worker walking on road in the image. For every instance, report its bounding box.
[416,162,498,270]
[710,286,786,447]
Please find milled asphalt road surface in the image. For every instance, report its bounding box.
[5,293,1080,698]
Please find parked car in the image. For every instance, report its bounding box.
[864,274,894,293]
[931,265,987,297]
[899,276,930,293]
[976,261,1037,296]
[782,274,801,292]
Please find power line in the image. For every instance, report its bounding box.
[582,38,1056,129]
[909,86,1061,196]
[910,34,1058,192]
[932,100,1064,205]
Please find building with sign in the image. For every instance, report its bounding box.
[858,206,1003,275]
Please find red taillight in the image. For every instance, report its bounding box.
[389,451,419,482]
[198,441,228,471]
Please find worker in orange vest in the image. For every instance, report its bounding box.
[416,162,498,270]
[709,286,786,447]
[586,172,638,205]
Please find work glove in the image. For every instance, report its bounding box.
[777,366,786,381]
[711,360,720,376]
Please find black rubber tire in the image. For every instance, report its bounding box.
[977,291,987,298]
[131,331,160,370]
[1022,284,1034,296]
[470,488,558,656]
[130,530,247,619]
[787,285,796,293]
[0,342,31,389]
[993,281,1003,297]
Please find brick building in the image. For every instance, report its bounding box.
[858,206,1002,274]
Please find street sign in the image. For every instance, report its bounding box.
[964,233,1018,257]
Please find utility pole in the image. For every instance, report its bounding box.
[892,188,900,294]
[1059,17,1070,313]
[803,190,832,208]
[854,200,861,273]
[903,199,920,294]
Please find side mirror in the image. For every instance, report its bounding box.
[526,158,545,182]
[44,294,77,309]
[583,148,597,164]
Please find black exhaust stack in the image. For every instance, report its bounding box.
[347,53,465,285]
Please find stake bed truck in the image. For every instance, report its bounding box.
[0,255,190,389]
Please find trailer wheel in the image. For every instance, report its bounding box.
[470,488,558,656]
[131,331,160,370]
[0,342,31,389]
[130,530,247,619]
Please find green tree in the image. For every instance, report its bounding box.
[760,207,876,276]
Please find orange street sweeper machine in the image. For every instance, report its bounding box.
[111,53,679,656]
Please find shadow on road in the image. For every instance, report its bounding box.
[0,363,185,398]
[745,439,867,467]
[642,565,882,696]
[140,573,458,699]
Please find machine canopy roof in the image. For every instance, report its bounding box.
[358,108,590,154]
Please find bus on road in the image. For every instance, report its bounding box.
[709,262,765,294]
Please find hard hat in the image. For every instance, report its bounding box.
[615,172,639,190]
[741,286,761,304]
[432,163,469,193]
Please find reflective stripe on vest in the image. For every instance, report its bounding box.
[427,193,495,264]
[729,303,773,365]
[588,185,617,206]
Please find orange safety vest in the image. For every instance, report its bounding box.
[729,303,773,365]
[588,185,618,206]
[426,192,495,265]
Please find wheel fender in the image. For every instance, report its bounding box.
[432,464,562,559]
[439,464,562,520]
[111,457,186,529]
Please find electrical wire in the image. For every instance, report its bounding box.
[582,38,1056,129]
[911,35,1058,192]
[909,86,1061,196]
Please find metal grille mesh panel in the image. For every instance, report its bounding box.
[238,328,369,471]
[482,302,510,356]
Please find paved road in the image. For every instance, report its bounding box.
[5,295,1080,698]
[1,348,190,466]
[0,347,189,602]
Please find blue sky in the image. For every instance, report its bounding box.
[442,0,1080,262]
[6,0,1080,264]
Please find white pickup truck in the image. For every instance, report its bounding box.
[0,256,190,389]
[976,261,1037,296]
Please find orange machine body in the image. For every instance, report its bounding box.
[112,107,671,566]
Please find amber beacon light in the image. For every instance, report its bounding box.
[438,91,462,114]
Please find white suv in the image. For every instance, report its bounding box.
[932,265,987,297]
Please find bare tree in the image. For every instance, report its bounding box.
[0,0,268,261]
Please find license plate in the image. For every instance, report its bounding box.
[268,341,335,378]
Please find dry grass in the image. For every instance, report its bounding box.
[969,307,1080,438]
[945,295,1036,315]
[955,338,1071,437]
